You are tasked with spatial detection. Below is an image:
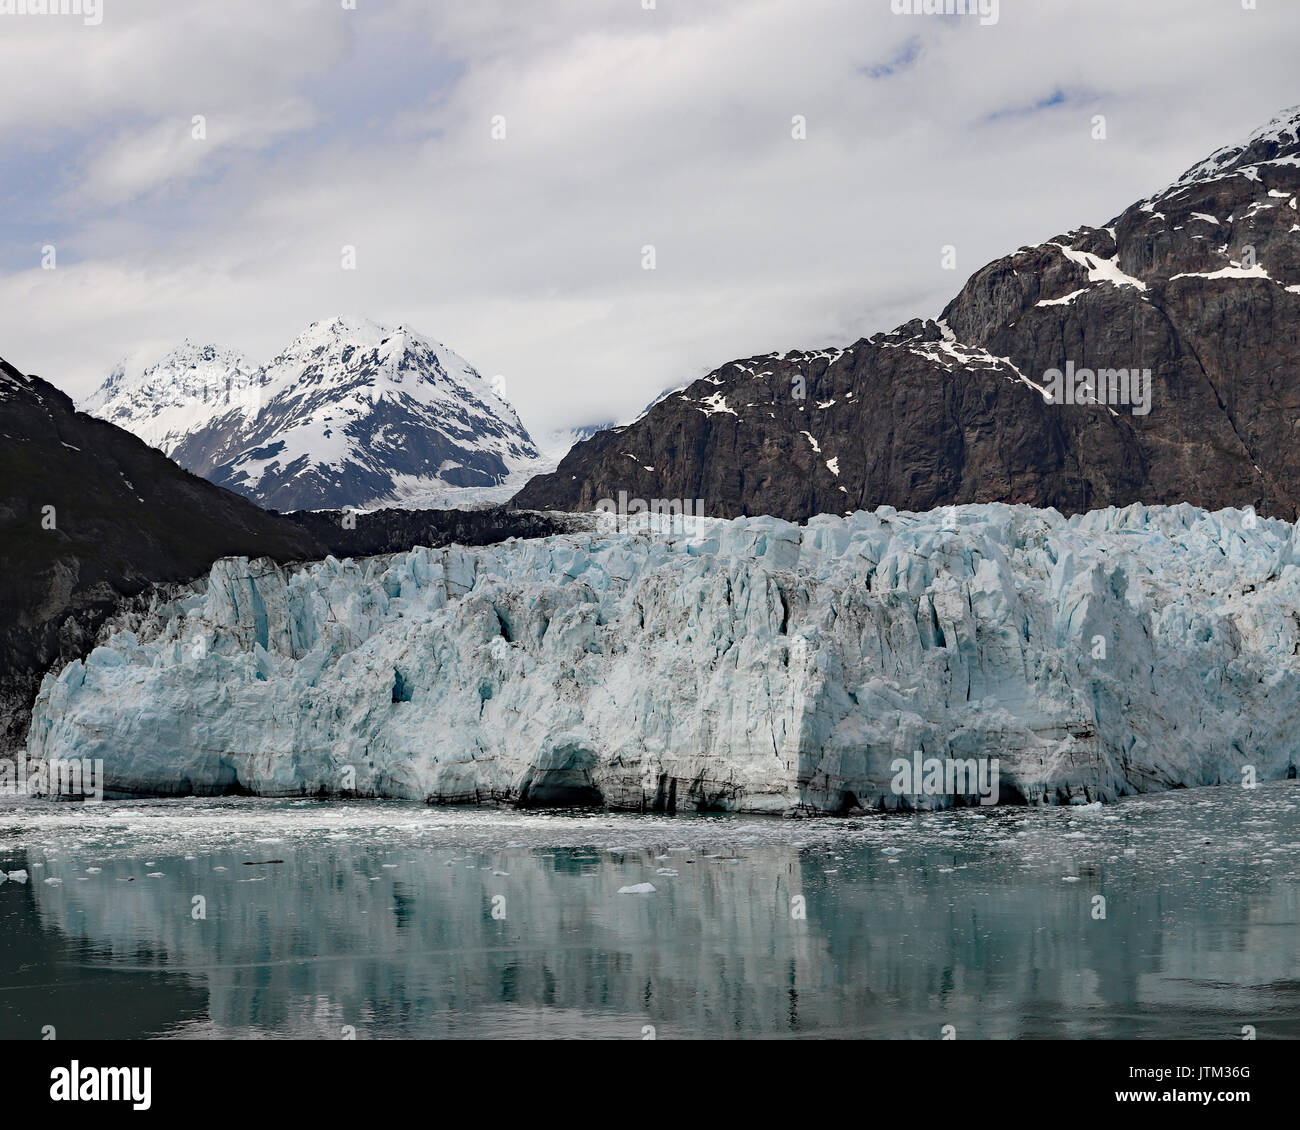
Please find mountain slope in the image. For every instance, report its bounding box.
[0,357,322,752]
[84,317,542,512]
[513,106,1300,520]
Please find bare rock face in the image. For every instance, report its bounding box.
[514,107,1300,521]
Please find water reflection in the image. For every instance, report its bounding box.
[1,784,1297,1039]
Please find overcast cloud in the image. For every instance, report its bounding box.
[1,0,1298,438]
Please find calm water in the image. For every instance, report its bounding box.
[1,782,1297,1040]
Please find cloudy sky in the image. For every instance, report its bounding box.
[1,0,1298,439]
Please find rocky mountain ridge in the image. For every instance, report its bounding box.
[514,106,1300,521]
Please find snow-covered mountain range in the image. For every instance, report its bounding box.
[83,317,543,512]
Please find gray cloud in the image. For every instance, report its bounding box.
[1,0,1297,438]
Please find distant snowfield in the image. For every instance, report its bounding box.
[350,425,614,514]
[78,320,620,513]
[28,501,1300,813]
[359,455,561,512]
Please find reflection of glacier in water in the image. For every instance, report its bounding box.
[1,781,1297,1040]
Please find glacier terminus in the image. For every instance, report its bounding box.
[27,503,1300,813]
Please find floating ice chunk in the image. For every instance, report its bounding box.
[7,870,28,883]
[617,882,656,894]
[43,877,62,885]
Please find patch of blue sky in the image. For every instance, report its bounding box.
[861,37,921,80]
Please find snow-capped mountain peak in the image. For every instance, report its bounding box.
[1165,104,1300,194]
[82,341,263,455]
[263,316,525,429]
[82,318,541,512]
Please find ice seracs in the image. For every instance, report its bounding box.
[26,503,1300,813]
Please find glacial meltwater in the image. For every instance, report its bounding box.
[1,781,1297,1040]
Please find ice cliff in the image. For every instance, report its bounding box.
[26,504,1300,812]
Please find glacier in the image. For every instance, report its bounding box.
[25,503,1300,813]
